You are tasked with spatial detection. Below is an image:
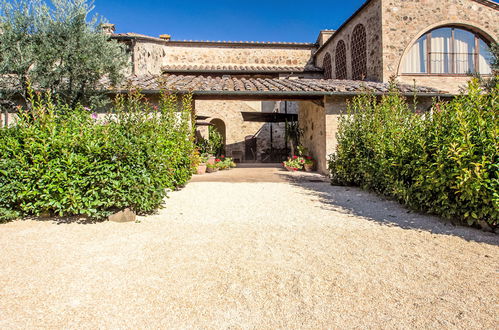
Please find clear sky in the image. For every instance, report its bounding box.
[92,0,369,43]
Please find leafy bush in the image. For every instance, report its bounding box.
[329,79,498,228]
[0,90,194,221]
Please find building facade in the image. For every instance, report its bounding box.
[3,0,486,174]
[99,0,498,173]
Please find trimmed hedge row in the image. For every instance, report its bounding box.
[0,91,195,221]
[328,80,498,228]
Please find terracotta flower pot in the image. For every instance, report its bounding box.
[285,166,298,172]
[207,156,216,165]
[196,163,207,174]
[206,166,219,173]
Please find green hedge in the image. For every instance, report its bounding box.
[0,91,195,221]
[328,80,498,228]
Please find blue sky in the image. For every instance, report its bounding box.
[92,0,368,43]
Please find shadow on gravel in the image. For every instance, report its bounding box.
[278,172,499,246]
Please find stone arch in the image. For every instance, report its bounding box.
[351,24,367,80]
[323,52,332,79]
[210,118,226,146]
[396,21,497,75]
[335,40,347,80]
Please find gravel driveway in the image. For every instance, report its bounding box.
[1,170,498,329]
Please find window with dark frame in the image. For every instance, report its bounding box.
[323,52,332,79]
[402,26,493,75]
[351,24,367,80]
[335,40,347,79]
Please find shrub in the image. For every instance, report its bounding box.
[329,79,498,228]
[0,90,195,220]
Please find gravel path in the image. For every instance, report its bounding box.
[1,175,498,329]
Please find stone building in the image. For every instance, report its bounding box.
[4,0,495,174]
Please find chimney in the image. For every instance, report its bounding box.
[159,34,171,41]
[100,23,116,35]
[317,30,335,47]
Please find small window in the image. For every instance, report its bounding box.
[335,40,347,79]
[323,52,332,79]
[402,26,493,74]
[351,24,367,80]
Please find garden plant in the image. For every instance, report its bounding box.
[0,89,195,221]
[329,79,498,229]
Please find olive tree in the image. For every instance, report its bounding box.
[0,0,128,107]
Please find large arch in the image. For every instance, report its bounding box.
[323,52,332,79]
[397,21,497,76]
[351,24,367,80]
[209,118,226,156]
[335,40,347,80]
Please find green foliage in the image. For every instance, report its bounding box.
[217,156,236,170]
[0,0,127,107]
[283,156,305,171]
[196,126,224,156]
[0,90,195,220]
[329,79,498,228]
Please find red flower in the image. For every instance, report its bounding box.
[221,155,225,158]
[293,167,298,171]
[306,156,312,160]
[215,159,221,162]
[293,155,298,159]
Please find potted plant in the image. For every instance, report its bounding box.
[206,162,219,173]
[303,156,315,172]
[218,155,236,170]
[197,153,209,174]
[282,155,304,171]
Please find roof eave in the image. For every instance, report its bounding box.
[161,69,323,74]
[109,89,454,98]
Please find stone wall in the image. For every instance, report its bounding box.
[132,40,317,76]
[324,96,347,175]
[195,100,298,162]
[0,112,18,127]
[315,0,383,81]
[298,100,327,174]
[382,0,499,92]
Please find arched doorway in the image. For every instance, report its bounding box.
[210,118,226,155]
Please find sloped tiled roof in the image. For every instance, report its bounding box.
[161,64,323,73]
[113,74,450,96]
[112,33,316,47]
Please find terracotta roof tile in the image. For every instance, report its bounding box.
[113,74,450,96]
[161,64,322,73]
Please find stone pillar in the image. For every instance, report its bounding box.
[298,99,327,174]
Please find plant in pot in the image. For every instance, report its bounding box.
[196,153,209,174]
[282,155,304,172]
[206,162,219,173]
[303,156,315,172]
[218,155,236,170]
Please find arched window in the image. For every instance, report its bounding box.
[351,24,367,80]
[335,40,347,79]
[323,52,332,79]
[402,26,492,74]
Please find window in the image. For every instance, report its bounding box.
[351,24,367,80]
[402,27,492,74]
[335,40,347,79]
[323,52,332,79]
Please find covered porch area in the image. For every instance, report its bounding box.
[123,74,451,175]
